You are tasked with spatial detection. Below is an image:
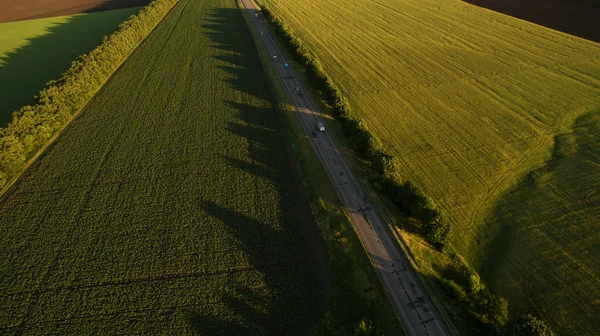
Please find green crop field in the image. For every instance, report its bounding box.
[0,7,141,126]
[0,0,322,334]
[264,0,600,333]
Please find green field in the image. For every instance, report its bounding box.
[0,0,322,333]
[264,0,600,333]
[0,7,140,126]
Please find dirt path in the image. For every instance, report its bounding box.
[0,0,149,23]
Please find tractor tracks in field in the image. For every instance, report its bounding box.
[1,259,306,299]
[583,187,600,208]
[465,130,552,232]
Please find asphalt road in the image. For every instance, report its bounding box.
[239,1,450,335]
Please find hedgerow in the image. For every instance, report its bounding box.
[0,0,179,191]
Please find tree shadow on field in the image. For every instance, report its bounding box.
[222,100,283,184]
[200,7,270,100]
[462,0,600,43]
[188,7,327,335]
[188,201,276,335]
[188,199,322,335]
[0,1,147,126]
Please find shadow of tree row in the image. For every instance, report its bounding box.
[463,0,600,43]
[188,6,325,335]
[0,2,148,126]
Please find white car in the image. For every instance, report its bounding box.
[317,122,325,132]
[273,55,278,61]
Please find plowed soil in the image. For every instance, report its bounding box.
[464,0,600,43]
[0,0,149,23]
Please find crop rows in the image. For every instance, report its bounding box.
[0,0,321,333]
[264,0,600,333]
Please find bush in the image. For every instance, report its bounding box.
[436,278,468,303]
[0,0,179,191]
[442,260,485,296]
[503,314,555,336]
[353,318,376,336]
[422,211,452,250]
[475,290,509,329]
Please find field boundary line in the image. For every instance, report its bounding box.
[0,0,181,202]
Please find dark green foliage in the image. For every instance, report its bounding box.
[0,0,178,191]
[375,177,452,250]
[261,3,454,251]
[438,262,553,336]
[341,118,381,156]
[438,257,515,332]
[352,318,376,336]
[422,210,452,250]
[475,291,509,329]
[436,277,468,303]
[504,315,556,336]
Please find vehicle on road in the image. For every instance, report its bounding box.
[316,122,325,132]
[295,86,302,96]
[254,13,258,18]
[273,55,278,61]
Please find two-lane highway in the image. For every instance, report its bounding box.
[239,1,450,335]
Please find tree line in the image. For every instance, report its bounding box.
[0,0,179,191]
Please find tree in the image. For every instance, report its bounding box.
[421,209,452,250]
[467,272,484,294]
[476,291,509,328]
[504,314,555,336]
[353,318,376,336]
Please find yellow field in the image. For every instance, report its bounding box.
[264,0,600,333]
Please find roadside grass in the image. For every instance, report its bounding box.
[0,7,141,126]
[240,2,403,334]
[263,0,600,333]
[0,0,324,333]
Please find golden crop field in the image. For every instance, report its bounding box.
[264,0,600,333]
